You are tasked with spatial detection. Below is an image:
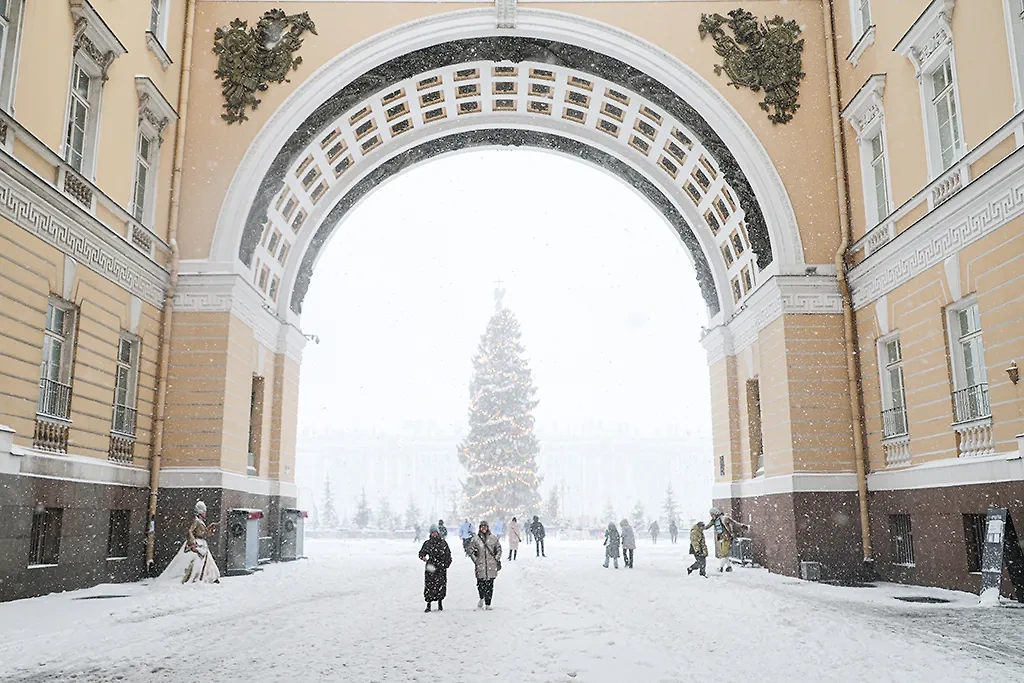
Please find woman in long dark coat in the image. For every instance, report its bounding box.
[418,524,452,612]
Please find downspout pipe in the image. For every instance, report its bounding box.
[821,0,873,567]
[146,0,197,573]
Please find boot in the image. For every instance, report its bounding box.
[425,602,432,613]
[438,600,443,611]
[725,565,733,572]
[687,567,693,575]
[478,598,484,609]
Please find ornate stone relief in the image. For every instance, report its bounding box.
[698,9,805,124]
[135,77,178,145]
[212,10,318,124]
[894,0,956,77]
[496,0,517,29]
[69,0,127,81]
[841,74,886,141]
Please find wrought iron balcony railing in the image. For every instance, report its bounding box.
[953,383,991,424]
[881,406,908,439]
[111,404,137,437]
[37,378,72,420]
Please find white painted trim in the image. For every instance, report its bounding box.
[2,443,149,487]
[1004,0,1024,113]
[848,145,1024,310]
[712,472,859,500]
[159,466,298,498]
[210,8,803,283]
[868,451,1024,491]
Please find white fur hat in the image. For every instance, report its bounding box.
[195,500,207,515]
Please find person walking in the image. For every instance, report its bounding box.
[708,507,749,573]
[494,519,505,540]
[687,521,709,577]
[669,519,678,544]
[438,519,448,538]
[507,517,522,560]
[525,519,533,545]
[413,523,422,543]
[459,518,474,556]
[648,520,660,544]
[530,515,546,557]
[468,520,502,610]
[603,522,621,569]
[419,524,452,612]
[620,518,636,568]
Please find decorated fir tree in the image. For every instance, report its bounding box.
[458,285,542,522]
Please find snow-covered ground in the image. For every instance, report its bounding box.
[1,538,1022,682]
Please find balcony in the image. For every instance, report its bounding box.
[108,404,137,464]
[35,378,73,453]
[881,406,908,439]
[953,384,991,424]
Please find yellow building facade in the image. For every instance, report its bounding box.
[0,0,1020,601]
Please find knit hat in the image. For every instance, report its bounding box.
[429,524,439,534]
[195,500,207,515]
[709,506,722,517]
[479,520,489,528]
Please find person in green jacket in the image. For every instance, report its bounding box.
[687,521,709,577]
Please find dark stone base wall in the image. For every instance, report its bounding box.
[0,473,148,603]
[720,480,1024,595]
[154,487,296,575]
[869,480,1024,597]
[715,490,864,581]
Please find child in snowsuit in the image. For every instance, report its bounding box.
[603,522,621,569]
[687,521,709,577]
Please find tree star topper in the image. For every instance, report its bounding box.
[213,9,317,124]
[698,9,805,125]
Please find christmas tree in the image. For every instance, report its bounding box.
[321,474,340,529]
[631,501,646,531]
[458,285,542,522]
[405,496,422,530]
[545,488,560,523]
[663,484,679,526]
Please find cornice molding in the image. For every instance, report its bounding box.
[0,153,167,307]
[841,74,886,139]
[69,0,127,80]
[848,147,1024,310]
[135,76,178,143]
[894,0,956,77]
[701,273,843,364]
[847,25,875,67]
[173,272,306,362]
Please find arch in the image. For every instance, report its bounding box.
[210,9,804,322]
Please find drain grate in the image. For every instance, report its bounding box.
[73,594,129,600]
[894,596,950,604]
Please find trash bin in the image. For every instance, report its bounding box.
[226,508,263,575]
[280,508,307,561]
[730,537,754,566]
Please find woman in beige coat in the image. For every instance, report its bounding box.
[468,520,502,609]
[506,517,522,561]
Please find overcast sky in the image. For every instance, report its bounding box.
[296,149,714,516]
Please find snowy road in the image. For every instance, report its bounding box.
[1,539,1022,682]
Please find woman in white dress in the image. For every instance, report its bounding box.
[159,500,221,584]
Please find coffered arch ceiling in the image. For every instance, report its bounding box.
[212,12,805,323]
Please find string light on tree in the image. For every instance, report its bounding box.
[458,282,543,522]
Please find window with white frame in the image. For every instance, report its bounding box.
[111,335,140,437]
[1005,0,1024,111]
[841,75,891,230]
[149,0,163,35]
[895,1,965,179]
[878,335,908,439]
[131,133,156,223]
[847,0,875,64]
[929,57,964,172]
[38,299,76,420]
[948,300,990,423]
[133,77,177,228]
[66,0,127,177]
[146,0,172,68]
[0,0,25,113]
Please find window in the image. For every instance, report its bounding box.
[963,513,987,573]
[112,336,139,436]
[38,300,76,420]
[1005,0,1024,111]
[29,507,63,566]
[746,378,763,475]
[0,0,24,113]
[65,63,93,173]
[858,0,871,33]
[890,514,915,566]
[930,58,964,172]
[149,0,162,34]
[879,336,908,438]
[949,302,990,422]
[107,509,130,559]
[248,375,265,476]
[132,133,156,224]
[847,0,875,64]
[867,133,890,224]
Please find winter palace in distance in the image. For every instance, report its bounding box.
[0,0,1023,602]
